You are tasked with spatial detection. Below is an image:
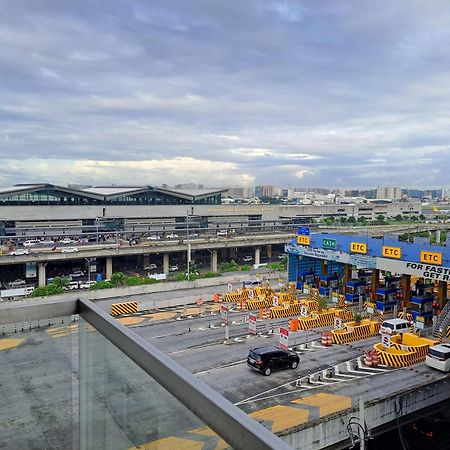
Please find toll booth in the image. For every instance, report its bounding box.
[319,274,338,297]
[414,281,434,297]
[384,276,402,290]
[410,295,434,323]
[297,271,317,292]
[358,270,373,285]
[376,287,398,313]
[345,280,367,303]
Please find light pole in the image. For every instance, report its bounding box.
[85,258,91,283]
[187,209,191,281]
[95,218,99,244]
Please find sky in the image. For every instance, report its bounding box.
[1,0,450,189]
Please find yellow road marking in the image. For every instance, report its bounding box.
[190,427,229,450]
[130,436,204,450]
[117,317,145,326]
[0,338,24,350]
[250,405,309,433]
[292,393,352,417]
[184,307,202,316]
[142,312,177,321]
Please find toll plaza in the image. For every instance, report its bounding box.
[287,227,450,333]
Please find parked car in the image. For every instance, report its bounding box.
[61,246,78,253]
[79,280,97,289]
[22,240,40,248]
[247,346,299,376]
[9,279,26,288]
[64,281,79,291]
[169,265,179,272]
[216,230,227,236]
[40,239,55,246]
[189,232,199,238]
[426,343,450,372]
[76,238,89,244]
[69,270,84,278]
[144,264,158,270]
[243,255,253,262]
[59,238,74,244]
[147,235,161,241]
[10,248,30,256]
[166,233,179,239]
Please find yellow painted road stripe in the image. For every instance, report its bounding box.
[292,393,352,417]
[142,312,177,321]
[130,436,204,450]
[117,317,145,326]
[0,338,24,350]
[249,405,309,433]
[190,427,229,450]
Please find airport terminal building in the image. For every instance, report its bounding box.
[0,183,422,237]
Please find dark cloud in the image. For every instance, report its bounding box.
[0,0,449,187]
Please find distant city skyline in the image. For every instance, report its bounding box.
[1,1,450,187]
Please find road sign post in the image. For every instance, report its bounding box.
[249,313,257,335]
[279,327,289,350]
[221,304,229,341]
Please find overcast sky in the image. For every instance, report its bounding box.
[1,1,450,189]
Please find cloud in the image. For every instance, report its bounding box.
[0,0,450,188]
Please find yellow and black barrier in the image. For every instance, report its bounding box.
[332,320,380,345]
[373,333,436,367]
[111,301,138,316]
[270,303,303,319]
[398,311,413,322]
[223,292,244,303]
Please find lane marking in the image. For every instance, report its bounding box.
[129,436,204,450]
[292,393,352,417]
[0,338,24,350]
[250,405,309,433]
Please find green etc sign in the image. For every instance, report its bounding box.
[322,238,337,250]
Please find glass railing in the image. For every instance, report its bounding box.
[0,298,291,450]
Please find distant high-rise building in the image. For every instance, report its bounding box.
[376,186,402,200]
[226,186,254,199]
[255,185,280,198]
[174,183,204,189]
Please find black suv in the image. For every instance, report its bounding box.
[247,346,300,376]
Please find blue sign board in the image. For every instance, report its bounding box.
[298,226,310,236]
[96,273,103,282]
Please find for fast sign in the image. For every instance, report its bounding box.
[297,235,310,246]
[382,246,401,259]
[350,242,367,254]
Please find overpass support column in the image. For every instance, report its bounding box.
[371,269,380,300]
[106,257,113,280]
[38,263,46,287]
[163,253,170,274]
[267,244,272,259]
[437,281,447,310]
[402,274,411,308]
[254,247,261,266]
[210,250,218,273]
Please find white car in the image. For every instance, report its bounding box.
[243,256,253,262]
[9,279,26,288]
[169,265,179,272]
[166,233,179,239]
[189,232,199,238]
[144,264,158,270]
[63,281,79,291]
[217,230,227,236]
[23,240,40,247]
[79,280,96,289]
[70,270,84,278]
[40,239,55,246]
[61,246,78,253]
[60,238,74,244]
[10,249,30,256]
[147,235,161,241]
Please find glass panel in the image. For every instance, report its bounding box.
[79,317,233,450]
[0,315,77,449]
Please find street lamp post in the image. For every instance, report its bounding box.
[187,210,191,281]
[85,258,91,283]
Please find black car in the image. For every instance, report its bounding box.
[247,346,300,376]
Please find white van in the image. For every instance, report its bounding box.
[380,318,411,335]
[426,344,450,372]
[23,240,40,248]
